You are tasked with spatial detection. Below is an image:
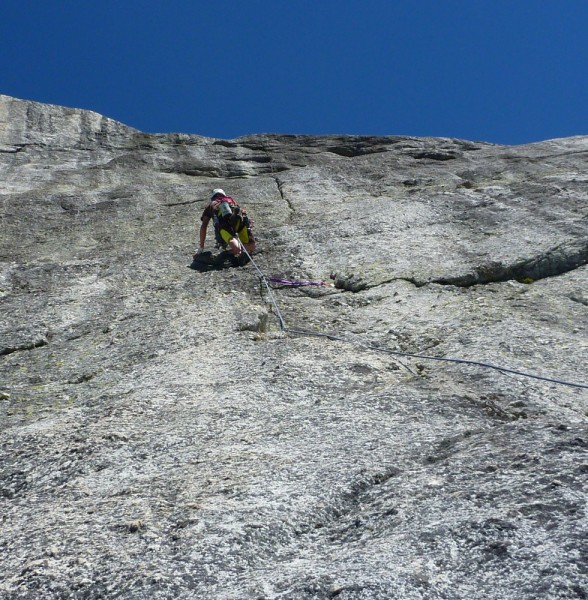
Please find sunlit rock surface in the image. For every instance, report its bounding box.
[1,94,587,599]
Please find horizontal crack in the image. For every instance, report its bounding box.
[434,239,588,287]
[407,150,460,161]
[332,239,588,293]
[1,339,48,356]
[333,274,421,293]
[570,294,588,307]
[327,145,391,158]
[0,146,25,154]
[163,198,201,207]
[67,372,96,385]
[160,166,222,177]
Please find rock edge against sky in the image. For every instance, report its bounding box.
[1,95,587,599]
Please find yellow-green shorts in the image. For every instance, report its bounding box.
[219,223,253,244]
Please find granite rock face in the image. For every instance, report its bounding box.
[1,94,587,599]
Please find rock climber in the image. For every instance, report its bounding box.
[194,189,256,263]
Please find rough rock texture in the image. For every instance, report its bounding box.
[1,94,587,599]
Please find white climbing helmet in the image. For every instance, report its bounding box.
[211,188,226,199]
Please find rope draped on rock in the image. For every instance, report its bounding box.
[237,242,588,391]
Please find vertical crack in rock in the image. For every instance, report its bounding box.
[273,176,295,217]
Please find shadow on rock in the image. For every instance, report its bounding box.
[188,251,249,272]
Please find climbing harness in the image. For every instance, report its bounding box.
[235,241,588,391]
[211,199,253,250]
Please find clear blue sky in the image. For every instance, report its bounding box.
[2,1,587,145]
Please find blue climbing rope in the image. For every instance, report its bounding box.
[237,243,588,391]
